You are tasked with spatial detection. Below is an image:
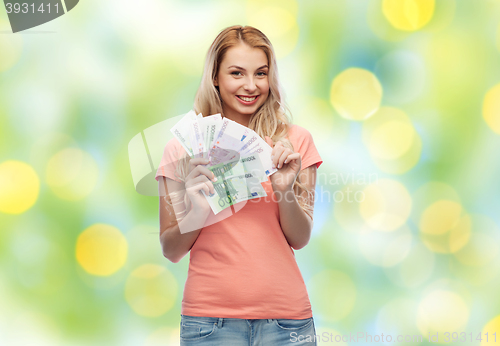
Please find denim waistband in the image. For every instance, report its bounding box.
[181,315,274,328]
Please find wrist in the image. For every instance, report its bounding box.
[271,182,294,193]
[189,204,211,218]
[273,188,296,203]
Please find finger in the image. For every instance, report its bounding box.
[271,141,284,161]
[284,152,300,165]
[189,176,216,196]
[277,149,292,169]
[188,165,217,182]
[188,157,210,172]
[186,175,209,188]
[206,180,215,196]
[186,177,212,196]
[271,146,285,168]
[187,182,210,196]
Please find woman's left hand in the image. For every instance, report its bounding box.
[265,136,301,192]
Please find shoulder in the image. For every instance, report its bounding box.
[158,137,188,169]
[287,124,313,138]
[286,124,314,147]
[166,137,183,150]
[163,137,186,157]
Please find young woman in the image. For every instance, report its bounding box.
[156,25,322,345]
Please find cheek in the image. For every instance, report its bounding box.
[262,84,270,98]
[221,81,238,96]
[261,80,270,94]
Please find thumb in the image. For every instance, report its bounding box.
[264,136,274,147]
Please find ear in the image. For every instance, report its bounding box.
[213,77,218,87]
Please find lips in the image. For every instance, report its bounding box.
[236,95,259,105]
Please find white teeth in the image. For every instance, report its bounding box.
[239,96,257,102]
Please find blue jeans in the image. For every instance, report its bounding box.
[179,314,317,345]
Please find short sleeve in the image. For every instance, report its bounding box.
[155,138,186,182]
[287,125,323,170]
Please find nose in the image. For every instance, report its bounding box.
[244,76,257,92]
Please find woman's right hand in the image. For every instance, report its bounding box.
[184,157,217,215]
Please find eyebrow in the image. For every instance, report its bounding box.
[228,65,269,71]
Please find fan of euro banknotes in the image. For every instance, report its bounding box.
[170,110,278,215]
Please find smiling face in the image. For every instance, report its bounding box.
[214,42,270,126]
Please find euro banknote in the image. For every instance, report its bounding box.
[203,172,267,215]
[169,110,279,214]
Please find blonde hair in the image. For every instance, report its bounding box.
[175,25,313,217]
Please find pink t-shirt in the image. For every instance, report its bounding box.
[155,124,323,319]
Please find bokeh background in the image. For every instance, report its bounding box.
[1,0,500,345]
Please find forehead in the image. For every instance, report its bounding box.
[220,43,268,68]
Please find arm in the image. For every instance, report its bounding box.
[159,177,206,263]
[265,135,318,250]
[158,158,216,263]
[275,165,317,250]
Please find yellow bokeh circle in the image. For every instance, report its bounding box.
[330,68,383,121]
[482,315,500,346]
[483,83,500,135]
[382,0,435,31]
[369,121,415,160]
[308,270,356,322]
[76,224,128,276]
[125,264,178,318]
[417,290,469,342]
[359,179,412,232]
[411,182,461,225]
[46,148,99,201]
[419,200,471,254]
[420,200,462,235]
[362,107,421,174]
[373,134,422,174]
[367,0,410,42]
[0,161,40,214]
[247,0,299,59]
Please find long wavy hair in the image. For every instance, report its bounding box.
[174,25,313,217]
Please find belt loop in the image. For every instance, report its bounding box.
[217,318,223,328]
[267,319,272,323]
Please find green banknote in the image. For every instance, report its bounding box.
[208,153,268,183]
[204,172,267,215]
